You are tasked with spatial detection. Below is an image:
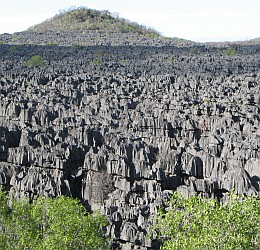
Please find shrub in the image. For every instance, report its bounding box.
[26,55,46,67]
[9,46,20,52]
[166,57,175,63]
[47,42,57,46]
[190,47,198,54]
[92,59,102,65]
[222,47,237,56]
[153,192,259,250]
[0,190,109,250]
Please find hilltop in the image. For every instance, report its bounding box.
[0,7,194,47]
[0,7,259,46]
[28,7,160,36]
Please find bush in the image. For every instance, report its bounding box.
[153,192,260,250]
[92,59,102,65]
[26,55,46,67]
[222,47,237,56]
[0,190,109,250]
[47,42,58,46]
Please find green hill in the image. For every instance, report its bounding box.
[0,7,195,46]
[28,7,160,36]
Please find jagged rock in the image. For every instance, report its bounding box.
[0,41,259,249]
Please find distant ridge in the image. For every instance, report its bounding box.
[247,37,260,45]
[28,7,160,36]
[206,37,260,46]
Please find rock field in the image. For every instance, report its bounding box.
[0,30,195,47]
[0,41,259,249]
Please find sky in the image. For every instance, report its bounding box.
[0,0,259,42]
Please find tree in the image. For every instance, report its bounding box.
[0,190,109,250]
[36,196,109,250]
[26,55,46,67]
[0,190,9,249]
[153,192,260,250]
[222,47,237,56]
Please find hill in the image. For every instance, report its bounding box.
[0,7,194,47]
[28,7,160,36]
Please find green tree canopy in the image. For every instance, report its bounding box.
[222,47,237,56]
[0,190,108,250]
[26,55,46,67]
[153,192,259,250]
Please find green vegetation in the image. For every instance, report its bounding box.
[28,7,160,36]
[203,99,211,104]
[73,44,85,50]
[9,46,20,52]
[0,190,108,250]
[92,59,102,65]
[119,59,126,64]
[153,192,260,250]
[190,47,198,54]
[47,42,58,46]
[166,57,175,63]
[222,47,237,56]
[26,55,46,67]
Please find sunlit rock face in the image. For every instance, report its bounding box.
[0,42,259,249]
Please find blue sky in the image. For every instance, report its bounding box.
[0,0,259,42]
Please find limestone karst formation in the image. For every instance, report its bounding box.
[0,7,259,250]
